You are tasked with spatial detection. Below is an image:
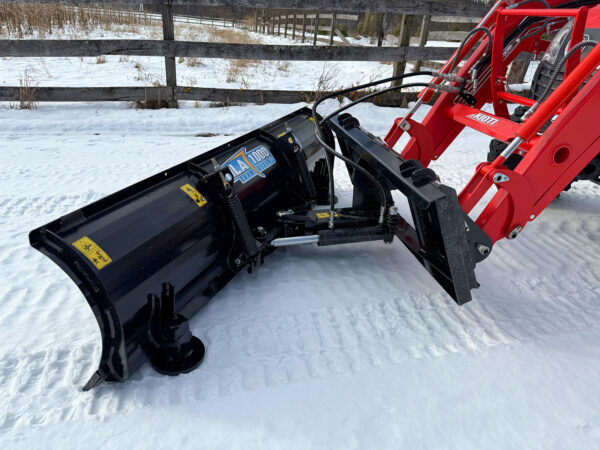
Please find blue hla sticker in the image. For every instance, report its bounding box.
[223,145,276,184]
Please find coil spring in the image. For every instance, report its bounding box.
[294,149,317,200]
[225,193,258,258]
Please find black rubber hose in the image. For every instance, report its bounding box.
[319,82,431,126]
[311,71,435,223]
[314,82,433,221]
[538,40,598,103]
[449,26,493,73]
[509,0,551,42]
[311,71,434,118]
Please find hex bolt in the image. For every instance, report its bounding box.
[256,226,267,238]
[507,225,522,239]
[477,244,490,256]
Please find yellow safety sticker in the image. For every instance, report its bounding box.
[315,211,339,219]
[72,236,112,270]
[180,183,208,208]
[277,131,287,138]
[308,117,315,123]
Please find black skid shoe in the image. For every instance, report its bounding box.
[149,283,205,376]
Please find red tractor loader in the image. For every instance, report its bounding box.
[30,0,600,389]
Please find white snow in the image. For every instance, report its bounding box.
[1,20,452,92]
[1,99,600,449]
[1,17,600,450]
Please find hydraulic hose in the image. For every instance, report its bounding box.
[311,71,435,227]
[449,26,493,73]
[538,40,598,103]
[510,0,551,43]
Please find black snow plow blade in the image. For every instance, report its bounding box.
[30,108,491,389]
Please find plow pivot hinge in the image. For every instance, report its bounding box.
[149,283,205,376]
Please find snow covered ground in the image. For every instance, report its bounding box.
[1,98,600,449]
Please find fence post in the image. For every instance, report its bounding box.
[254,10,258,32]
[292,13,296,40]
[377,14,385,47]
[313,13,319,46]
[278,15,281,35]
[392,14,411,86]
[284,14,288,38]
[414,15,431,72]
[301,13,307,43]
[329,12,336,46]
[161,1,178,108]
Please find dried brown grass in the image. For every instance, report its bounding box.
[132,81,168,109]
[0,3,155,38]
[13,72,38,110]
[202,26,262,83]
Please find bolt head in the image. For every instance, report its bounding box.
[224,173,234,182]
[477,244,490,256]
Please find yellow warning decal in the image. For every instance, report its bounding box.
[308,117,315,123]
[277,131,287,138]
[72,236,112,270]
[180,183,207,208]
[315,211,339,219]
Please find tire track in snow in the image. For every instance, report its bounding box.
[2,265,600,436]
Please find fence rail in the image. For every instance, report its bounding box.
[0,86,428,105]
[0,39,468,60]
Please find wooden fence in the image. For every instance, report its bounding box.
[0,0,500,106]
[260,13,360,46]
